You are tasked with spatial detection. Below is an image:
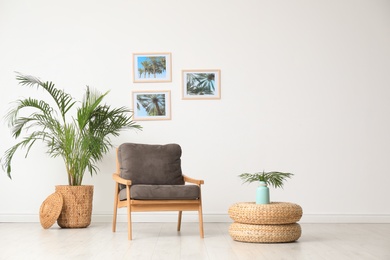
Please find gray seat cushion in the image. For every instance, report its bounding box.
[118,143,184,187]
[120,185,200,200]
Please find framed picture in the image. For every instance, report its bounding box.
[133,53,172,83]
[132,90,171,120]
[182,69,221,99]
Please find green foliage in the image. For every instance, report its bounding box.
[138,57,166,78]
[1,73,142,185]
[186,73,215,95]
[137,94,166,116]
[238,171,294,189]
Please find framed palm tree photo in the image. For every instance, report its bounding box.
[132,90,171,120]
[182,69,221,99]
[133,53,172,83]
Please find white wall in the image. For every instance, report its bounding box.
[1,0,390,223]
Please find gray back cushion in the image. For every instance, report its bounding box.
[118,143,184,186]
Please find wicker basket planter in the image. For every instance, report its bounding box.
[55,185,94,228]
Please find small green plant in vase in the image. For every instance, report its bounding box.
[239,171,294,204]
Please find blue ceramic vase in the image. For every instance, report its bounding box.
[256,181,270,204]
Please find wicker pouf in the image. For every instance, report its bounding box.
[228,202,302,224]
[229,222,301,243]
[228,202,303,243]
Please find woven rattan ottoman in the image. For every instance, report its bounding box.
[228,202,303,243]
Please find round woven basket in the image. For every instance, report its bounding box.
[228,202,302,225]
[55,185,94,228]
[39,192,63,229]
[229,222,301,243]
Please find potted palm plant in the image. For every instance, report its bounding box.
[1,73,141,228]
[239,171,294,204]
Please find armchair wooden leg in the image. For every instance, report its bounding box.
[113,184,119,233]
[177,211,182,231]
[126,187,132,240]
[127,204,132,240]
[112,204,118,232]
[198,205,204,238]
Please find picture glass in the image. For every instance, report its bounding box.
[133,53,171,82]
[182,70,221,99]
[133,91,171,120]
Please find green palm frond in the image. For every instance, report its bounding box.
[1,73,142,185]
[5,97,54,137]
[187,73,215,95]
[238,171,294,189]
[2,130,51,178]
[15,72,76,122]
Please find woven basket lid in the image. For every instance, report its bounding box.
[39,192,63,229]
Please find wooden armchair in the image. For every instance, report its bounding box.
[112,143,204,240]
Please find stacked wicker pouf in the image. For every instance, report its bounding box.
[228,202,303,243]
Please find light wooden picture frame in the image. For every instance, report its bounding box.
[133,53,172,83]
[132,90,171,120]
[182,69,221,99]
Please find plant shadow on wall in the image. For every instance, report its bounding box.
[1,73,141,228]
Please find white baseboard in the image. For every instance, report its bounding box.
[94,212,232,223]
[1,213,390,223]
[300,214,390,223]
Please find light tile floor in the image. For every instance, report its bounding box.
[0,222,389,259]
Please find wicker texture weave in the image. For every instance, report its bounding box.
[55,185,94,228]
[228,202,302,225]
[229,222,301,243]
[39,192,63,229]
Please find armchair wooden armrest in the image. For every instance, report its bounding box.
[183,175,204,185]
[112,173,132,186]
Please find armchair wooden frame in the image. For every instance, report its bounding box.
[112,152,204,240]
